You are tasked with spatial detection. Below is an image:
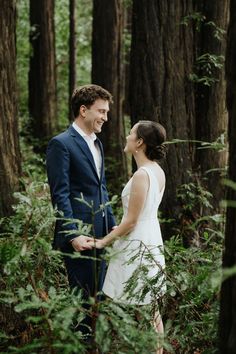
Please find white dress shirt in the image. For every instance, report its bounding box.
[72,122,101,177]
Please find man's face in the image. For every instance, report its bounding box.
[83,99,109,134]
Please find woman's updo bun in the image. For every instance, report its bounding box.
[136,120,167,161]
[148,144,167,160]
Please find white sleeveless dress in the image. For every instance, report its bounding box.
[102,166,166,305]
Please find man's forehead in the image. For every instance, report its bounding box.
[92,99,109,109]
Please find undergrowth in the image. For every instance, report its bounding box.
[0,154,223,353]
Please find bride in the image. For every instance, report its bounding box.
[91,120,166,354]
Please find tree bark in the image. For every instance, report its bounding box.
[195,1,229,209]
[129,0,195,224]
[123,2,132,116]
[92,0,127,194]
[0,0,21,217]
[69,0,76,121]
[29,0,57,140]
[219,1,236,352]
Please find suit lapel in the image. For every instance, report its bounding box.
[68,125,103,181]
[96,138,104,181]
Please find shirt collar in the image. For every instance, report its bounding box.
[72,122,97,141]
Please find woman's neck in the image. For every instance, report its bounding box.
[134,153,155,169]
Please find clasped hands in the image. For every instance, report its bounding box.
[71,235,105,252]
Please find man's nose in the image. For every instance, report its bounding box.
[102,113,108,121]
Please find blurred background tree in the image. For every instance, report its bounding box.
[0,0,230,229]
[0,0,21,217]
[219,0,236,352]
[28,0,57,141]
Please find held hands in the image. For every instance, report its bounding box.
[71,235,106,251]
[71,235,95,251]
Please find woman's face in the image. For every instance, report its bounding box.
[124,123,139,154]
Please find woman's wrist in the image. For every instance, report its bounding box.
[102,236,109,247]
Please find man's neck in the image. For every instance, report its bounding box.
[73,118,93,136]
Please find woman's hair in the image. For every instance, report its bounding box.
[136,120,167,160]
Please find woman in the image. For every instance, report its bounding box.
[93,120,166,353]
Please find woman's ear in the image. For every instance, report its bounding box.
[137,138,144,147]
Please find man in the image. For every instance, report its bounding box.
[46,84,116,300]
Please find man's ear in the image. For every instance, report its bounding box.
[80,105,87,118]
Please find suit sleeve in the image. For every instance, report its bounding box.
[46,138,77,243]
[101,174,116,231]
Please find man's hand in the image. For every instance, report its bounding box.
[71,235,95,251]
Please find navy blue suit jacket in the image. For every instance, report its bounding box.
[46,125,116,250]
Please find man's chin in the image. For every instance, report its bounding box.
[95,127,102,133]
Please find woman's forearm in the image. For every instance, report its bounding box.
[103,218,136,246]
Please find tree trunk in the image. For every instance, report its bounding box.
[129,0,195,225]
[219,1,236,352]
[92,0,127,194]
[123,2,132,116]
[0,0,21,217]
[29,0,57,140]
[69,0,76,121]
[195,1,229,209]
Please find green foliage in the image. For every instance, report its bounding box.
[181,12,226,40]
[165,134,226,152]
[163,232,222,354]
[55,0,70,126]
[189,54,224,86]
[96,301,160,353]
[55,0,92,127]
[205,21,226,41]
[181,12,206,32]
[0,170,224,353]
[16,0,30,119]
[0,134,226,354]
[181,12,226,86]
[177,181,213,212]
[76,0,93,85]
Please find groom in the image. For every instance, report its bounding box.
[46,84,116,300]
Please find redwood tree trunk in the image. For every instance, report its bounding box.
[195,1,229,209]
[0,0,21,217]
[219,1,236,351]
[69,0,76,121]
[129,0,195,224]
[92,0,127,193]
[29,0,57,140]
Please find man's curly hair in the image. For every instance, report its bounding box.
[71,84,113,118]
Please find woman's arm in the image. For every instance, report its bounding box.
[94,169,150,248]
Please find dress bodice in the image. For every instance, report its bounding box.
[121,166,165,221]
